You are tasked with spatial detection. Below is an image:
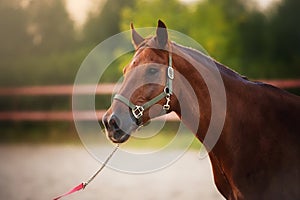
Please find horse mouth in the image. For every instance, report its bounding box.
[102,111,138,144]
[108,130,131,143]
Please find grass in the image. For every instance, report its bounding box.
[0,122,81,144]
[0,122,201,153]
[123,130,201,150]
[0,121,202,151]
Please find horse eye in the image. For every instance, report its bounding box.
[147,67,158,75]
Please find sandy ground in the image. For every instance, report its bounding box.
[0,145,225,200]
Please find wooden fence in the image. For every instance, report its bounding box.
[0,84,179,121]
[0,79,299,121]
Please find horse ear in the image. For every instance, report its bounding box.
[156,19,168,48]
[131,22,144,49]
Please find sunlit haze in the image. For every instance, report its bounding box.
[66,0,280,27]
[66,0,103,27]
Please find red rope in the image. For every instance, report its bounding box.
[53,183,85,200]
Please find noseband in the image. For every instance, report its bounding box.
[114,52,174,123]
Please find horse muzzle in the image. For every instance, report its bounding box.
[102,112,136,143]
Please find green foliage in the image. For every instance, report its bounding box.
[0,48,88,86]
[83,0,134,47]
[0,0,83,86]
[0,121,80,144]
[268,0,300,67]
[0,1,32,60]
[1,0,299,87]
[27,0,76,54]
[120,0,246,69]
[98,52,133,83]
[121,0,190,32]
[120,0,300,79]
[189,1,234,65]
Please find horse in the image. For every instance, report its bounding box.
[102,20,300,199]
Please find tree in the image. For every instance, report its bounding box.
[83,0,134,47]
[27,0,76,54]
[120,0,238,68]
[189,0,234,65]
[232,10,268,73]
[121,0,190,32]
[0,1,32,60]
[268,0,300,68]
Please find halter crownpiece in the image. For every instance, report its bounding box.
[114,51,174,122]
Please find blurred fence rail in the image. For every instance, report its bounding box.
[257,79,300,89]
[0,84,116,96]
[0,83,179,121]
[0,79,299,121]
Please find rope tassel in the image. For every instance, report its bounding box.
[53,183,85,200]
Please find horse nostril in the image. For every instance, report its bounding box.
[109,115,121,130]
[102,115,109,130]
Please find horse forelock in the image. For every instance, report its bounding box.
[124,38,169,74]
[133,37,170,61]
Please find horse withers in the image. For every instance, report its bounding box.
[102,20,300,200]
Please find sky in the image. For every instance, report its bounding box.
[66,0,280,27]
[65,0,103,27]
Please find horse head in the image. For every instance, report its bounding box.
[102,20,179,143]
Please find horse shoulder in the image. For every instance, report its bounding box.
[216,81,300,199]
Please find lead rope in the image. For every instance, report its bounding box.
[53,144,120,200]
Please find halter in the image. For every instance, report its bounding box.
[114,52,174,123]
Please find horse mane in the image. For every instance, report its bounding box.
[171,42,300,98]
[171,42,249,81]
[139,36,250,82]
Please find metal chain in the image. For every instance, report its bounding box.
[163,94,171,111]
[83,144,120,189]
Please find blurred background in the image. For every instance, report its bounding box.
[0,0,299,199]
[0,0,299,142]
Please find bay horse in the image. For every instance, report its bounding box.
[103,20,300,199]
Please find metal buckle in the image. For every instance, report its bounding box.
[132,105,144,119]
[167,66,174,80]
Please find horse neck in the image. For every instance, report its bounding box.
[172,44,242,148]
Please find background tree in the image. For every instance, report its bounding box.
[0,0,299,86]
[121,0,190,32]
[0,1,32,61]
[120,0,242,70]
[0,0,33,86]
[266,0,300,78]
[27,0,76,54]
[120,0,300,79]
[83,0,134,47]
